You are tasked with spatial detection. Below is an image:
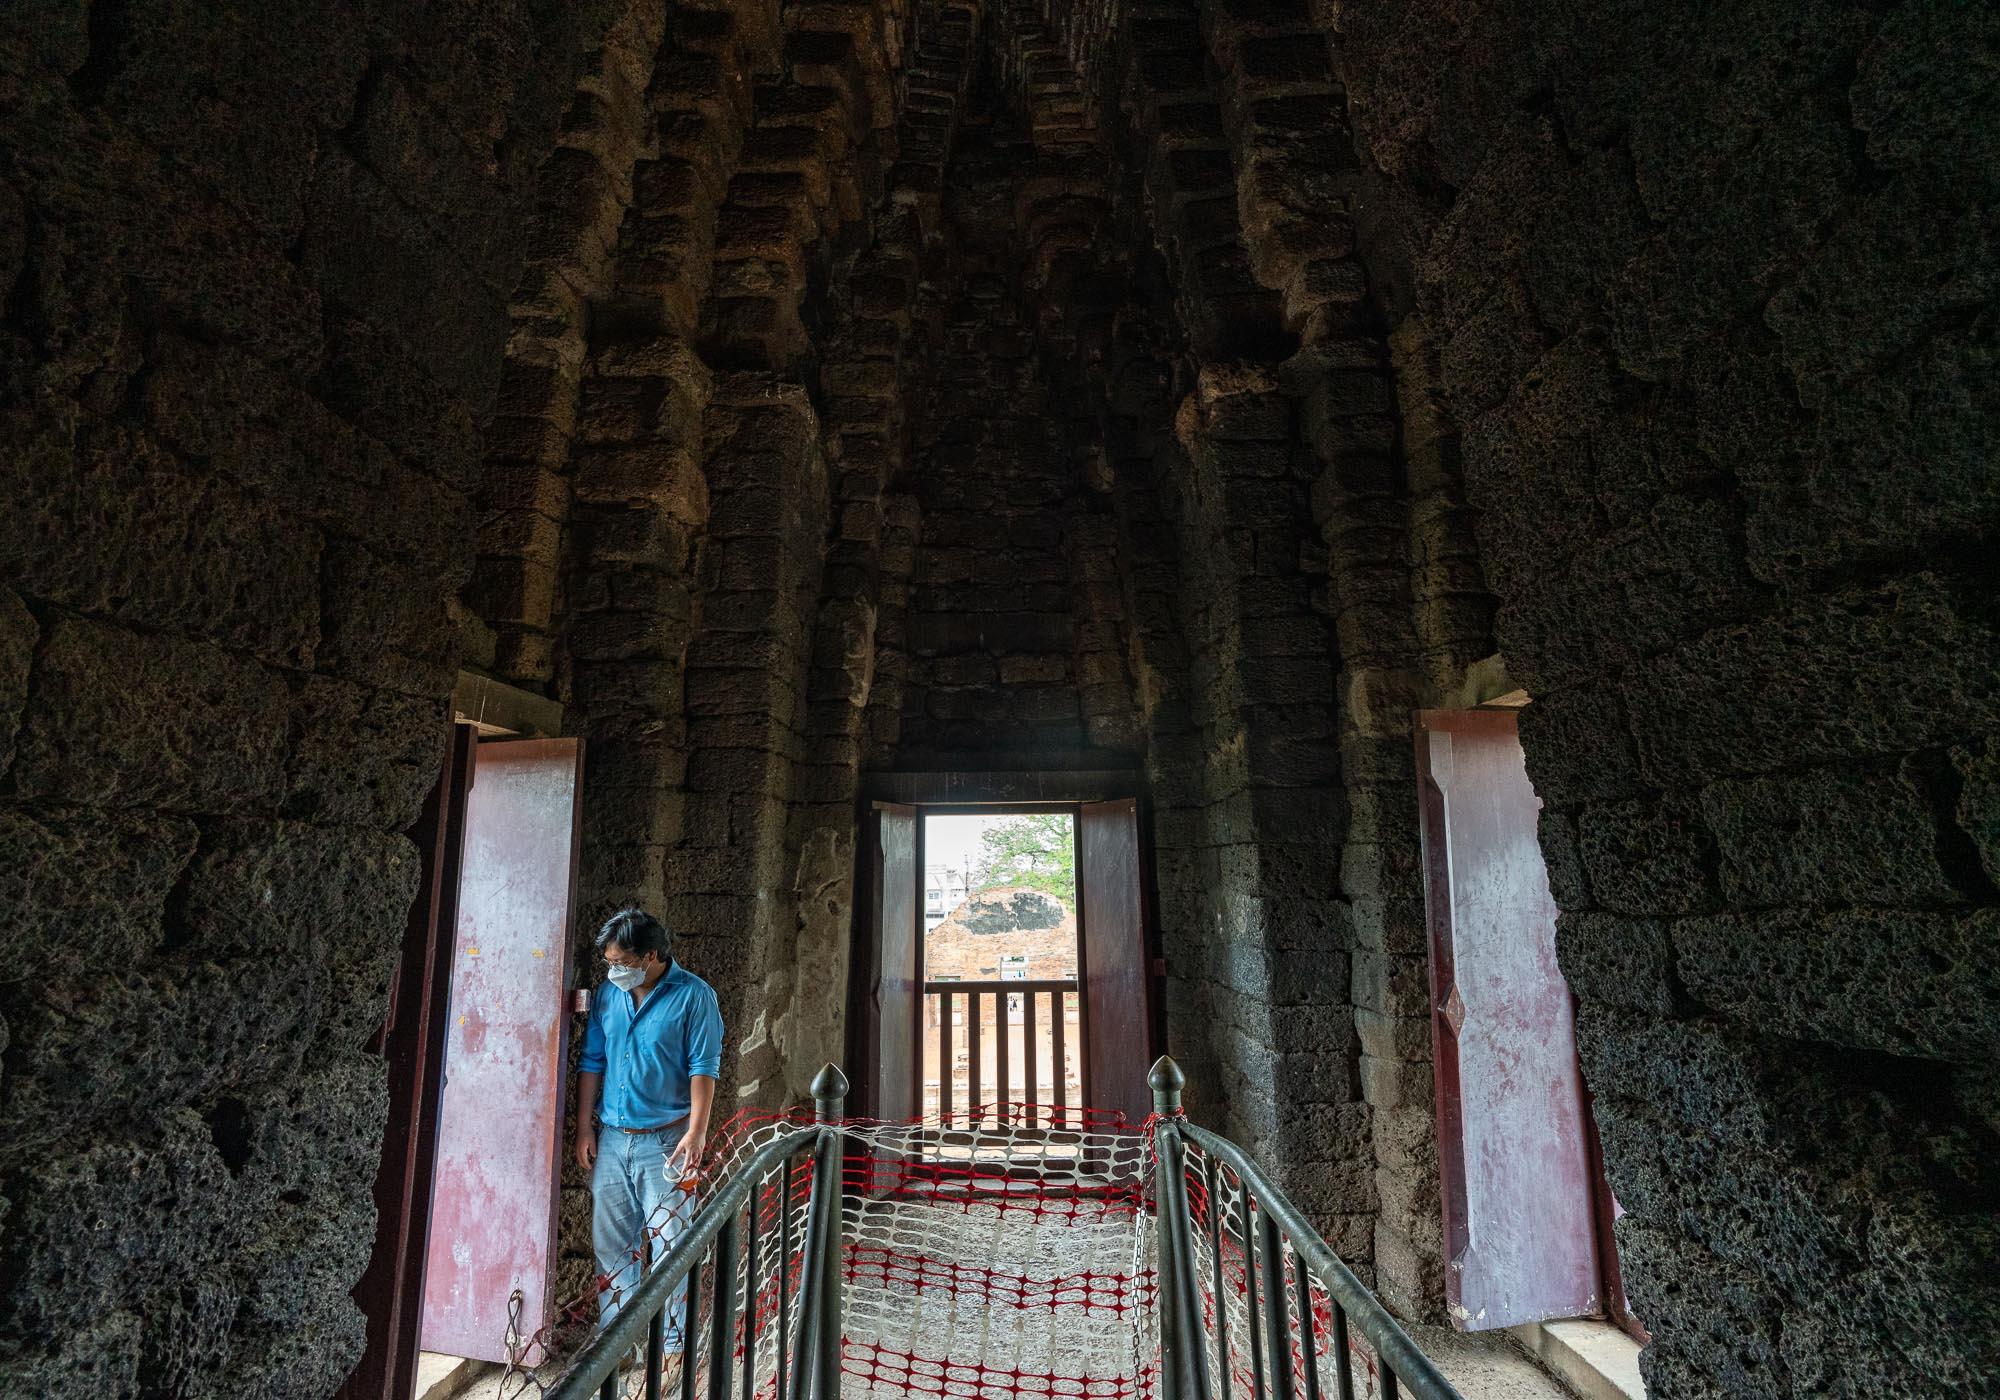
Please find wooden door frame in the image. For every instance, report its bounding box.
[1416,707,1615,1333]
[1580,1082,1649,1342]
[847,772,1164,1119]
[341,722,477,1399]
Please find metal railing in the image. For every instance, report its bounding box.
[549,1066,850,1400]
[923,978,1084,1120]
[550,1056,1458,1400]
[1148,1058,1462,1400]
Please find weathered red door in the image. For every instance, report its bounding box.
[864,802,920,1121]
[1079,799,1155,1125]
[1416,710,1601,1331]
[420,738,583,1361]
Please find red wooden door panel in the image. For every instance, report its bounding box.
[1080,799,1154,1126]
[870,802,919,1121]
[1416,710,1601,1331]
[420,738,583,1361]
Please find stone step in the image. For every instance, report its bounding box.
[412,1352,497,1400]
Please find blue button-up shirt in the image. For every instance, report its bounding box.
[578,961,725,1129]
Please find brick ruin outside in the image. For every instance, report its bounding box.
[0,0,1995,1394]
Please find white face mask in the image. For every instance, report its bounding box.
[606,963,645,991]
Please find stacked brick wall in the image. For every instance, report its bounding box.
[468,0,677,685]
[670,376,828,1096]
[881,0,1385,1286]
[1116,0,1286,360]
[536,0,933,1286]
[1102,439,1219,1096]
[899,269,1116,768]
[1146,373,1363,1260]
[781,0,982,1101]
[563,334,716,937]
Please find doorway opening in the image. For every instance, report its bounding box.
[854,788,1160,1134]
[1416,707,1646,1397]
[919,809,1086,1120]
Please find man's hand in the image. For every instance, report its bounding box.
[665,1130,705,1181]
[574,1071,602,1175]
[671,1073,717,1187]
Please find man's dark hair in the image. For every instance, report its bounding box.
[596,907,672,964]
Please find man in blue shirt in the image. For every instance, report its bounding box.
[574,908,725,1363]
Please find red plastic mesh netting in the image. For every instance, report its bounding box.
[831,1107,1157,1400]
[503,1105,1159,1400]
[1177,1135,1391,1400]
[497,1106,1400,1400]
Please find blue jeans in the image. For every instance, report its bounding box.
[593,1121,694,1351]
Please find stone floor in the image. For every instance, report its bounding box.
[1412,1325,1585,1400]
[414,1360,500,1400]
[415,1352,502,1400]
[444,1328,1580,1400]
[1510,1320,1646,1400]
[446,1335,1579,1400]
[440,1366,520,1400]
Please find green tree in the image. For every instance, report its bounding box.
[971,814,1076,905]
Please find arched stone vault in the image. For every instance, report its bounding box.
[0,0,1995,1393]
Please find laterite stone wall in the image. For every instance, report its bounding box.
[0,1,633,1390]
[1335,1,2000,1389]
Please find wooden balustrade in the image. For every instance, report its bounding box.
[922,979,1083,1123]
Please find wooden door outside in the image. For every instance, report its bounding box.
[1416,709,1602,1331]
[854,797,1157,1127]
[865,802,920,1121]
[1079,798,1156,1126]
[419,738,583,1361]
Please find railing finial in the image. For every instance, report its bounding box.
[811,1062,849,1123]
[1148,1055,1185,1117]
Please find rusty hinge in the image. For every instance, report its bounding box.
[1151,957,1168,978]
[572,988,591,1015]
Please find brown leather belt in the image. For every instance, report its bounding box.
[614,1116,688,1136]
